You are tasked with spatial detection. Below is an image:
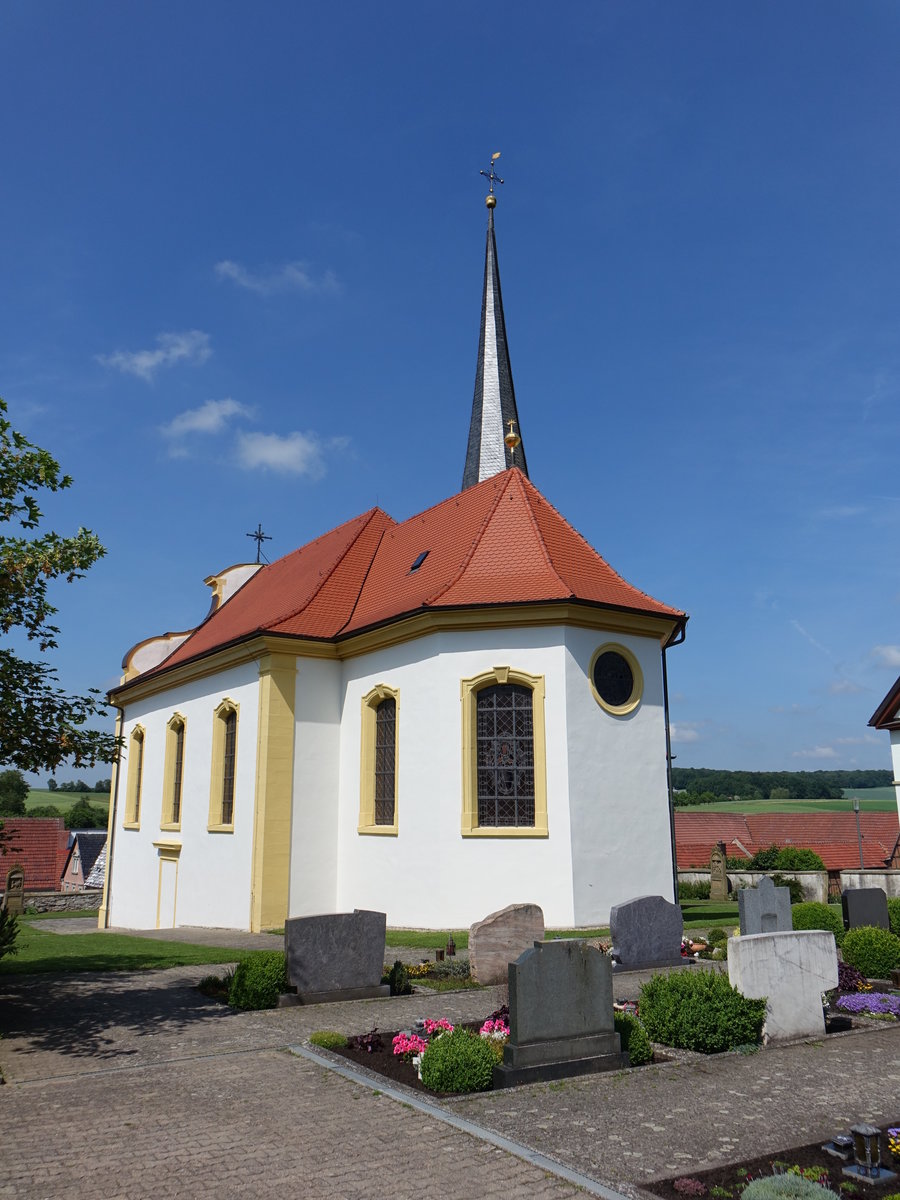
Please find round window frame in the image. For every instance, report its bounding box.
[589,643,643,715]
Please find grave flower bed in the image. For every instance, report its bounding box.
[645,1120,900,1200]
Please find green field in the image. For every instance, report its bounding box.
[24,789,110,816]
[683,788,896,814]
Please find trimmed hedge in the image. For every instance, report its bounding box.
[888,896,900,938]
[840,925,900,979]
[614,1012,653,1066]
[419,1029,497,1093]
[639,969,766,1054]
[791,902,844,945]
[228,951,287,1010]
[309,1030,348,1049]
[741,1176,838,1200]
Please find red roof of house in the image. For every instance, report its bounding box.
[135,470,684,681]
[0,819,69,891]
[674,810,900,871]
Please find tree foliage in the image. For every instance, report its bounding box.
[65,797,107,830]
[672,768,891,804]
[0,768,28,816]
[0,398,118,772]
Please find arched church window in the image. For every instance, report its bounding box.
[358,685,400,835]
[162,714,186,830]
[124,725,145,828]
[208,700,239,832]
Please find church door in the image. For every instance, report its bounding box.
[156,854,179,928]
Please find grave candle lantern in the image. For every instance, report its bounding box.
[851,1125,882,1178]
[446,935,456,957]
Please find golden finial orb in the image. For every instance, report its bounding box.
[486,193,497,209]
[504,419,521,462]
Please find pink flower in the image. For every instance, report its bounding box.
[479,1018,510,1039]
[423,1017,454,1035]
[392,1032,428,1058]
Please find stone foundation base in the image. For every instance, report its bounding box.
[493,1049,628,1089]
[277,984,390,1007]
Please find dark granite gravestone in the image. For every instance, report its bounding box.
[283,909,389,1004]
[609,894,684,971]
[739,875,792,935]
[493,939,627,1088]
[3,867,25,917]
[841,887,889,932]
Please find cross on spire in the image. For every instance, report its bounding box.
[246,522,272,565]
[480,152,503,207]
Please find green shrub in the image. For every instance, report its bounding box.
[614,1012,653,1066]
[771,874,804,905]
[706,927,729,946]
[887,897,900,938]
[0,906,19,963]
[678,880,711,900]
[309,1030,348,1049]
[383,960,412,995]
[791,902,844,945]
[419,1028,496,1093]
[227,951,287,1010]
[840,925,900,979]
[741,1175,838,1200]
[638,969,766,1054]
[773,848,826,872]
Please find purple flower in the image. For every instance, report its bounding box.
[835,992,900,1017]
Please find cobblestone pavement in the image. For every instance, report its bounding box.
[1,964,898,1199]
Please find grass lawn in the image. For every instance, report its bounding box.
[25,789,110,816]
[24,909,102,921]
[1,922,259,976]
[387,928,470,949]
[681,901,739,929]
[682,791,896,814]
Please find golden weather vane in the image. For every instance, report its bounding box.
[480,151,503,208]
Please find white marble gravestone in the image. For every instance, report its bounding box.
[728,929,838,1041]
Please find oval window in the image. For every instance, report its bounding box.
[589,644,643,714]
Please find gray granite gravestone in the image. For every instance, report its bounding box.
[709,841,728,902]
[283,909,389,1004]
[3,867,25,916]
[841,887,889,932]
[493,939,627,1088]
[739,876,792,935]
[469,902,544,984]
[609,894,684,971]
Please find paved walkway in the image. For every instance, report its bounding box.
[0,962,897,1200]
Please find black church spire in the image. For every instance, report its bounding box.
[462,157,528,490]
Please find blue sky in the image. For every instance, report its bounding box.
[3,2,900,780]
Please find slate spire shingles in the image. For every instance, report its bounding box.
[462,206,528,490]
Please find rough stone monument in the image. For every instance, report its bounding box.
[609,894,684,971]
[841,887,889,931]
[728,929,838,1041]
[709,840,728,902]
[739,875,791,935]
[493,939,627,1088]
[3,867,25,916]
[469,902,544,984]
[283,909,389,1004]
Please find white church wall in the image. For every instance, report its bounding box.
[891,730,900,825]
[109,662,259,930]
[330,627,576,928]
[288,657,342,916]
[564,628,674,925]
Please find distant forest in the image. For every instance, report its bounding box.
[671,768,892,804]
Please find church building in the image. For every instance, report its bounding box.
[100,177,687,933]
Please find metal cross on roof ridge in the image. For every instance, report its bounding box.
[246,522,272,564]
[480,151,504,195]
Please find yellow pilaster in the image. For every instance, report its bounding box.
[98,709,124,929]
[249,652,296,932]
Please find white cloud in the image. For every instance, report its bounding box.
[97,330,212,381]
[161,398,253,440]
[817,505,866,519]
[215,259,340,297]
[790,619,833,659]
[236,430,327,477]
[828,678,864,695]
[835,734,879,746]
[872,644,900,668]
[670,723,701,744]
[792,745,838,759]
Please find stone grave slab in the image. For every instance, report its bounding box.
[469,903,544,984]
[609,895,684,971]
[3,867,25,916]
[283,909,389,1004]
[728,929,838,1041]
[709,841,728,902]
[841,887,889,931]
[493,939,627,1088]
[739,875,792,935]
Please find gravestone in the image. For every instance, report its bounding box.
[493,939,627,1088]
[609,895,684,971]
[3,867,25,916]
[283,909,389,1004]
[709,841,728,902]
[739,876,791,935]
[841,887,889,932]
[728,929,838,1041]
[469,902,544,984]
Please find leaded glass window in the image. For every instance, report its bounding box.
[132,729,144,823]
[374,697,396,826]
[475,684,535,827]
[171,721,184,824]
[221,709,236,825]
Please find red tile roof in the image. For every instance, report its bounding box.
[0,819,69,891]
[675,810,900,871]
[134,470,684,682]
[870,674,900,729]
